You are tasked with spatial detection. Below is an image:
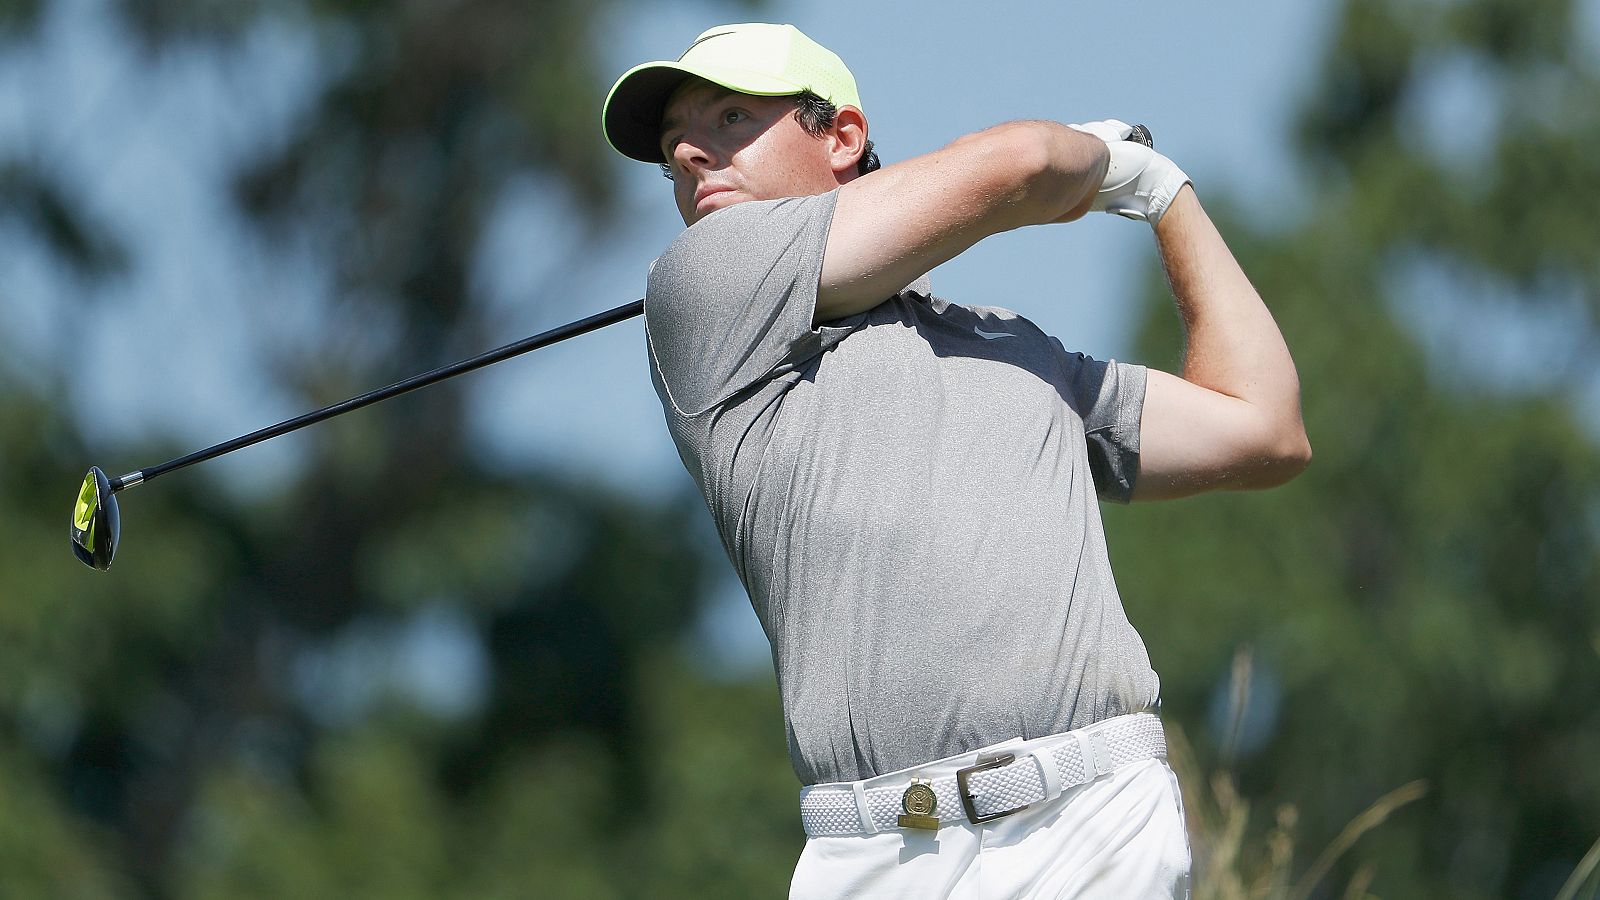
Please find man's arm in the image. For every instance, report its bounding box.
[1131,186,1312,500]
[816,121,1108,323]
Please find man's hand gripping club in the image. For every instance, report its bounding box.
[1069,119,1190,226]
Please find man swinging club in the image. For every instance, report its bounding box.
[602,23,1309,899]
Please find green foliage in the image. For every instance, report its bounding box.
[3,0,1597,895]
[0,744,135,898]
[159,661,796,898]
[1108,0,1600,893]
[0,0,41,35]
[2,0,760,895]
[0,163,127,278]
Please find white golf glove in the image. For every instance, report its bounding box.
[1067,119,1190,226]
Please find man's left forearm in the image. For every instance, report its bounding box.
[1154,186,1311,463]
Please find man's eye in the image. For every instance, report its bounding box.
[721,109,745,125]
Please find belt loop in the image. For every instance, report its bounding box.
[1028,748,1064,801]
[852,782,878,834]
[1073,729,1112,780]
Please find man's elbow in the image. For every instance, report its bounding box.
[1250,429,1313,489]
[962,122,1103,225]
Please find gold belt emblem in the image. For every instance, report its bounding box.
[897,778,940,830]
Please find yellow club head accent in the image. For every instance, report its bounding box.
[74,470,98,537]
[70,466,119,571]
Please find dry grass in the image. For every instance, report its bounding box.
[1554,833,1600,900]
[1168,722,1427,900]
[1171,646,1428,900]
[1174,646,1600,898]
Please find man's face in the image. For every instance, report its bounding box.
[659,79,840,226]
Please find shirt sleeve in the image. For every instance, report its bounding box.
[1055,347,1148,503]
[644,191,839,416]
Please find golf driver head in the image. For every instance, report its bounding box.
[71,466,119,571]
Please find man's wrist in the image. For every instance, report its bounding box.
[1044,123,1111,224]
[1152,183,1199,239]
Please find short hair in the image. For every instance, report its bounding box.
[659,91,881,180]
[792,92,880,176]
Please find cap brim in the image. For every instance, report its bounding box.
[602,61,811,164]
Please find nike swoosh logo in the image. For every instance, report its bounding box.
[974,328,1015,340]
[682,30,735,56]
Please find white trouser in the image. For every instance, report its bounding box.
[790,731,1191,899]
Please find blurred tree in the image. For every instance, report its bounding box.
[7,0,1598,897]
[1,0,770,896]
[1108,0,1600,896]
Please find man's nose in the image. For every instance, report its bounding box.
[672,136,716,172]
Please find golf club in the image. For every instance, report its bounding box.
[70,125,1156,572]
[70,299,643,571]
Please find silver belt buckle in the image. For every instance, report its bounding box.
[955,752,1027,824]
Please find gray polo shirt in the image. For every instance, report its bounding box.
[645,190,1159,786]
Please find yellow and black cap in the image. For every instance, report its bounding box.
[602,23,862,164]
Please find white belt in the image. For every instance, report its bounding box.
[798,712,1166,837]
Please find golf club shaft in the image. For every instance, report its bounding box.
[111,299,645,491]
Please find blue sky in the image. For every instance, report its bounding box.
[10,0,1597,688]
[471,0,1342,496]
[31,0,1600,680]
[11,1,1600,509]
[579,0,1344,670]
[0,0,1340,482]
[0,0,1340,674]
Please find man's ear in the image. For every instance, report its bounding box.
[828,106,869,181]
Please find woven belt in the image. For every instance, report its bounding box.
[799,712,1166,836]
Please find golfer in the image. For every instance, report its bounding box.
[603,23,1308,899]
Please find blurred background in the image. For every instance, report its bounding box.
[3,0,1599,896]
